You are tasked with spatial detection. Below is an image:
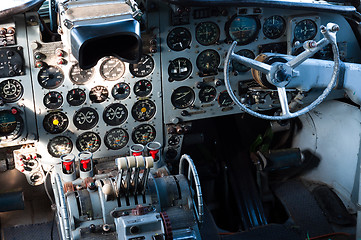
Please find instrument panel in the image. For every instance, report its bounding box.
[0,3,360,164]
[160,6,357,126]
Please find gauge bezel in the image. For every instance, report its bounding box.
[103,103,128,126]
[134,79,152,97]
[89,86,109,103]
[43,91,63,109]
[167,27,192,51]
[132,124,156,145]
[69,63,94,85]
[262,15,286,39]
[0,109,24,140]
[73,107,99,130]
[66,88,86,106]
[196,49,221,75]
[76,131,101,153]
[104,128,129,150]
[112,82,131,100]
[129,54,155,78]
[47,136,73,157]
[99,57,125,81]
[294,19,317,42]
[131,99,157,122]
[168,58,193,81]
[199,85,217,103]
[38,65,64,89]
[0,79,24,103]
[171,86,195,109]
[218,90,234,107]
[195,21,220,46]
[225,15,261,45]
[43,111,69,134]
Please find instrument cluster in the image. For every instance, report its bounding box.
[160,6,355,125]
[25,12,163,161]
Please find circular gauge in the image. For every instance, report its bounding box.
[168,135,181,146]
[43,111,69,134]
[112,82,130,100]
[263,15,286,39]
[168,58,192,81]
[171,86,195,109]
[218,90,233,107]
[294,19,317,42]
[38,66,64,89]
[167,27,192,51]
[199,85,217,103]
[196,49,220,74]
[129,55,155,77]
[100,57,125,81]
[67,88,86,106]
[0,79,23,103]
[89,86,108,103]
[73,107,99,130]
[226,15,260,45]
[104,128,129,150]
[134,79,152,97]
[196,22,220,46]
[69,63,94,85]
[47,136,73,157]
[103,103,127,126]
[76,132,101,152]
[0,49,23,77]
[0,110,23,140]
[131,100,156,122]
[132,124,156,145]
[232,49,255,73]
[43,91,63,109]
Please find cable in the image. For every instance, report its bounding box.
[44,166,55,205]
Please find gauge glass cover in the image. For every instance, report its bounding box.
[43,91,63,109]
[199,85,217,103]
[0,79,23,103]
[129,55,155,77]
[195,22,220,46]
[196,49,220,75]
[294,19,317,42]
[226,15,260,45]
[89,86,108,103]
[69,63,94,85]
[76,132,101,152]
[168,58,192,81]
[134,79,152,97]
[73,107,99,130]
[103,103,128,126]
[131,100,156,122]
[43,111,69,134]
[38,66,64,89]
[167,27,192,51]
[47,136,73,157]
[132,124,156,145]
[171,86,195,109]
[104,128,129,150]
[67,88,86,106]
[100,57,125,81]
[263,15,286,39]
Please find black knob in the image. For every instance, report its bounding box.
[181,110,190,116]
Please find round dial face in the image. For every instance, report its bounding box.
[89,86,108,103]
[38,66,64,89]
[294,19,317,42]
[132,124,156,145]
[226,16,260,45]
[43,111,69,134]
[0,110,23,140]
[76,132,101,152]
[131,100,156,122]
[43,91,63,109]
[196,22,220,46]
[104,128,129,150]
[112,82,130,100]
[47,136,73,157]
[168,58,192,81]
[129,55,155,77]
[196,49,220,75]
[168,135,181,146]
[69,64,94,85]
[232,49,256,73]
[167,27,192,51]
[67,88,86,106]
[263,15,286,39]
[0,79,23,103]
[134,79,152,97]
[199,85,217,103]
[100,57,125,81]
[171,86,195,109]
[218,90,233,107]
[103,103,128,126]
[73,107,99,130]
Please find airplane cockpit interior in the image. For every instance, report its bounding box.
[2,0,361,239]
